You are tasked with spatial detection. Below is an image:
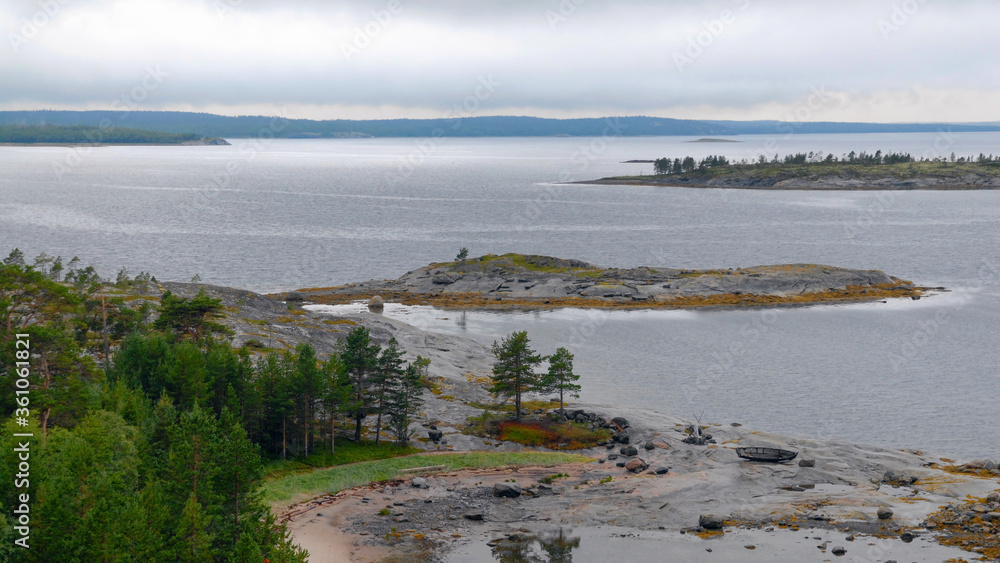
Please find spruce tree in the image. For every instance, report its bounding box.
[540,347,581,416]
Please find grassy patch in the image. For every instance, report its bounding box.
[467,413,610,450]
[262,451,589,510]
[247,319,270,326]
[263,441,420,480]
[498,419,610,449]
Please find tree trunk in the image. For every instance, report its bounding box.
[330,414,336,455]
[281,417,287,460]
[303,396,309,457]
[375,411,382,445]
[354,412,363,442]
[560,388,565,417]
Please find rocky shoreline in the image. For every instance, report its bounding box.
[156,280,997,562]
[286,254,928,311]
[577,172,1000,190]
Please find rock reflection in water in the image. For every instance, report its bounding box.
[491,529,580,563]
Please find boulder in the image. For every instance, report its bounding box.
[643,442,656,451]
[620,446,638,457]
[831,546,846,556]
[368,295,384,311]
[428,430,443,442]
[987,491,1000,504]
[284,291,305,302]
[493,482,522,498]
[625,458,648,473]
[463,513,484,521]
[799,459,816,468]
[882,471,917,486]
[877,507,893,520]
[612,417,630,429]
[612,432,630,444]
[654,466,670,475]
[699,514,725,530]
[411,477,428,489]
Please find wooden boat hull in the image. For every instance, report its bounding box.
[735,447,798,463]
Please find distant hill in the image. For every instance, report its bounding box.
[0,123,227,145]
[1,110,998,139]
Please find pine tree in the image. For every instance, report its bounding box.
[372,338,405,445]
[387,363,425,446]
[341,327,380,442]
[489,331,544,419]
[173,492,214,563]
[540,347,581,417]
[321,354,349,455]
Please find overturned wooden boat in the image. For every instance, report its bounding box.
[735,447,798,463]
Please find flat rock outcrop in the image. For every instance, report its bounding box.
[296,254,926,309]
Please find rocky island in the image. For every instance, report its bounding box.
[288,253,927,310]
[581,152,1000,190]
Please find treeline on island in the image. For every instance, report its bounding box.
[0,249,583,561]
[0,124,201,144]
[652,150,1000,175]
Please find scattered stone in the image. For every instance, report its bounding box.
[654,467,670,475]
[831,546,846,556]
[625,458,648,473]
[607,453,620,460]
[411,477,428,489]
[900,532,914,543]
[699,514,726,530]
[612,431,630,444]
[394,516,409,523]
[799,459,816,468]
[882,470,917,486]
[877,507,893,520]
[744,545,756,550]
[616,462,626,468]
[507,532,530,542]
[493,483,522,498]
[428,430,443,442]
[987,491,1000,503]
[620,446,638,457]
[463,513,484,521]
[644,442,656,451]
[612,417,630,429]
[284,291,305,302]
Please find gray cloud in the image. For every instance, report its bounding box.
[1,0,998,121]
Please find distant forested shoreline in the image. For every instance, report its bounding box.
[0,124,207,144]
[2,110,1000,139]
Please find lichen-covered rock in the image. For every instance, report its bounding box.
[699,514,725,530]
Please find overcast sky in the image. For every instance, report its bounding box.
[1,0,998,122]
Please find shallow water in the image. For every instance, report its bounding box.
[442,526,969,563]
